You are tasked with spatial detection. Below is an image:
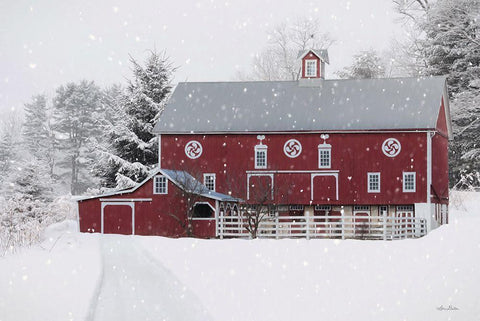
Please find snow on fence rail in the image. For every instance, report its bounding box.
[218,215,426,240]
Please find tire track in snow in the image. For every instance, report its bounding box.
[89,236,213,321]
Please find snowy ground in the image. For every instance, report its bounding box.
[0,191,479,321]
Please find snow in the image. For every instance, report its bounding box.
[1,192,479,321]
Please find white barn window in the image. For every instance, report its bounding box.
[203,173,216,191]
[368,172,380,193]
[403,172,416,192]
[255,145,267,169]
[153,175,167,194]
[318,146,331,168]
[305,59,317,77]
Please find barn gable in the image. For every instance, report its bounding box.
[77,168,239,202]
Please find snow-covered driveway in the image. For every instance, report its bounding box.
[89,236,212,321]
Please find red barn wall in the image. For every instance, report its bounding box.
[161,132,429,205]
[78,177,216,237]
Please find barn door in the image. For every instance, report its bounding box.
[102,202,135,235]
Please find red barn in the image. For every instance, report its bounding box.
[78,49,452,239]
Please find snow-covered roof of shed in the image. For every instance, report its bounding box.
[161,169,240,202]
[153,76,448,134]
[297,49,330,64]
[76,168,241,202]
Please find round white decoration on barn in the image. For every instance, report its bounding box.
[185,140,203,159]
[382,138,401,157]
[283,139,302,158]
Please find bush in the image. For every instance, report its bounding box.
[0,194,76,256]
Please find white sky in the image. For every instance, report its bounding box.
[0,0,403,116]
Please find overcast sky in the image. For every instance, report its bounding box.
[0,0,403,116]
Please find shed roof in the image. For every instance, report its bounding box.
[153,76,449,135]
[162,169,240,202]
[76,168,240,202]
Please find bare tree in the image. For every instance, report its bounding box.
[237,175,294,239]
[165,169,211,237]
[238,18,334,81]
[393,0,430,23]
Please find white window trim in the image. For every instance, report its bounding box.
[305,59,317,77]
[192,202,216,220]
[289,205,304,211]
[203,173,216,191]
[318,147,331,169]
[367,172,381,193]
[403,172,416,193]
[153,175,168,195]
[315,205,331,211]
[254,145,268,169]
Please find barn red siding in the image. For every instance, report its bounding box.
[432,133,449,203]
[161,132,428,205]
[436,98,448,137]
[78,178,217,238]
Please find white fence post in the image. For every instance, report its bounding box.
[306,215,310,240]
[382,210,387,241]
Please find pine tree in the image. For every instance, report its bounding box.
[23,94,55,174]
[111,50,174,187]
[0,132,13,176]
[421,0,480,187]
[422,0,480,95]
[52,80,103,194]
[4,159,54,201]
[91,85,128,189]
[336,50,386,79]
[394,0,480,188]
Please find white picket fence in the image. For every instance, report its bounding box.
[218,214,426,240]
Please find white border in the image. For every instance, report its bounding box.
[203,173,216,191]
[305,59,317,77]
[283,139,302,158]
[185,140,203,159]
[101,201,135,235]
[367,172,381,193]
[382,138,401,157]
[403,172,416,193]
[153,175,168,194]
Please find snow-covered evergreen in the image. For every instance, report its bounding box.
[100,51,174,188]
[22,94,56,175]
[394,0,480,188]
[52,80,103,194]
[336,50,386,79]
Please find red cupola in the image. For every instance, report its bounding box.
[298,49,329,79]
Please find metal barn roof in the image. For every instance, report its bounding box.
[153,76,448,134]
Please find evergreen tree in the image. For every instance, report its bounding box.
[91,84,128,189]
[394,0,480,188]
[0,132,13,177]
[421,0,480,187]
[337,50,386,79]
[110,50,174,187]
[23,94,55,174]
[52,80,103,194]
[4,159,54,201]
[422,0,480,95]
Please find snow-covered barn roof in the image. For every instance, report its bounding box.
[153,76,450,135]
[76,168,240,202]
[297,49,330,64]
[161,169,240,202]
